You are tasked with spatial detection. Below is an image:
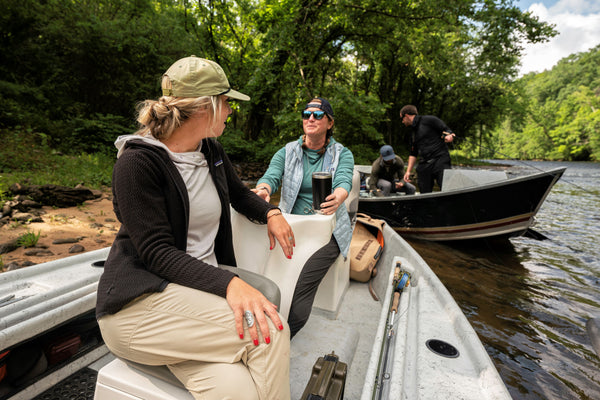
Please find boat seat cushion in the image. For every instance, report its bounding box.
[219,265,281,308]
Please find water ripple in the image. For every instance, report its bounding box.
[408,161,600,399]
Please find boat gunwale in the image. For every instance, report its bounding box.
[357,166,566,202]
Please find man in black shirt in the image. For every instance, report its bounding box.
[400,105,456,193]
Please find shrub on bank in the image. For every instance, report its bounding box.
[0,129,115,197]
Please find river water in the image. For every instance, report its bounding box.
[407,161,600,399]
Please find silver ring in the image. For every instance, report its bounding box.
[244,310,255,328]
[288,236,293,241]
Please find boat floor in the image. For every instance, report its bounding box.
[29,279,381,400]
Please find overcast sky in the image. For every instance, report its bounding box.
[516,0,600,75]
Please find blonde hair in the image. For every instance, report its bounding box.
[134,75,223,140]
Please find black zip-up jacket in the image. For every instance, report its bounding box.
[96,139,277,318]
[408,115,453,162]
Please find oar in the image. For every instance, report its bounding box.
[523,228,549,240]
[586,318,600,357]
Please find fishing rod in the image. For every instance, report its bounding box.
[374,261,410,400]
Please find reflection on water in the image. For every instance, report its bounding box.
[408,161,600,399]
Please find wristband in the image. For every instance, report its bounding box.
[267,210,282,219]
[256,186,271,195]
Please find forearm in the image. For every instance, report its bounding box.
[406,156,417,174]
[333,147,355,193]
[257,148,286,194]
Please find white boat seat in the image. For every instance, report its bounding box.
[94,357,193,400]
[232,168,360,317]
[312,168,360,316]
[95,314,360,400]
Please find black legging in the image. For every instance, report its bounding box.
[287,236,340,338]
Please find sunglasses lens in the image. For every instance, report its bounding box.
[302,110,326,120]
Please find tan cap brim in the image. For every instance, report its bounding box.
[222,88,250,101]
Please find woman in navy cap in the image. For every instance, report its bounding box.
[253,97,354,337]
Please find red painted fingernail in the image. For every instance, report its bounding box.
[287,255,291,259]
[240,333,244,339]
[278,324,284,330]
[270,245,273,250]
[265,337,271,344]
[253,339,259,346]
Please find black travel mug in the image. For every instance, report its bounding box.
[312,172,332,211]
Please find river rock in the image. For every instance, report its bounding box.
[68,244,85,254]
[8,183,101,208]
[4,262,21,272]
[24,249,54,257]
[0,239,20,254]
[11,212,44,223]
[52,238,82,245]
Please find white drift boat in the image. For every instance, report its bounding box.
[0,175,511,399]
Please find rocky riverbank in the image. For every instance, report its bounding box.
[0,161,268,272]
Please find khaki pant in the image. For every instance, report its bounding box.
[98,283,290,400]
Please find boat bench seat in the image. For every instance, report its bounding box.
[94,316,359,400]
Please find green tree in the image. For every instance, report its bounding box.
[480,45,600,161]
[1,0,558,163]
[0,0,193,153]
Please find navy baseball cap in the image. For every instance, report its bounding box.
[305,97,334,120]
[380,145,395,161]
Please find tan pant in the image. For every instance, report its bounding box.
[98,284,290,400]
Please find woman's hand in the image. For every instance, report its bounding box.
[251,185,271,203]
[266,209,294,259]
[226,277,283,345]
[320,187,348,215]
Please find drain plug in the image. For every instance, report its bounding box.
[426,339,459,358]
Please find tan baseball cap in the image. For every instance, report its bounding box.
[162,56,250,101]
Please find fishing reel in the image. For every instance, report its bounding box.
[393,261,411,293]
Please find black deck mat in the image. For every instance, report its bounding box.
[32,368,98,400]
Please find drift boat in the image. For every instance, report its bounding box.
[0,175,511,399]
[357,166,566,241]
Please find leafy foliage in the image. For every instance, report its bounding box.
[1,0,559,162]
[16,230,41,248]
[0,129,114,190]
[460,45,600,161]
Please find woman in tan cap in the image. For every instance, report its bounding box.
[96,56,292,400]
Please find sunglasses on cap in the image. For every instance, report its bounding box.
[302,110,326,120]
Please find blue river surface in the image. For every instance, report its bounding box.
[407,161,600,399]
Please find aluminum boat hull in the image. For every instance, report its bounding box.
[358,167,566,241]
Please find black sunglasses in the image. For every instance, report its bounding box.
[302,110,326,120]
